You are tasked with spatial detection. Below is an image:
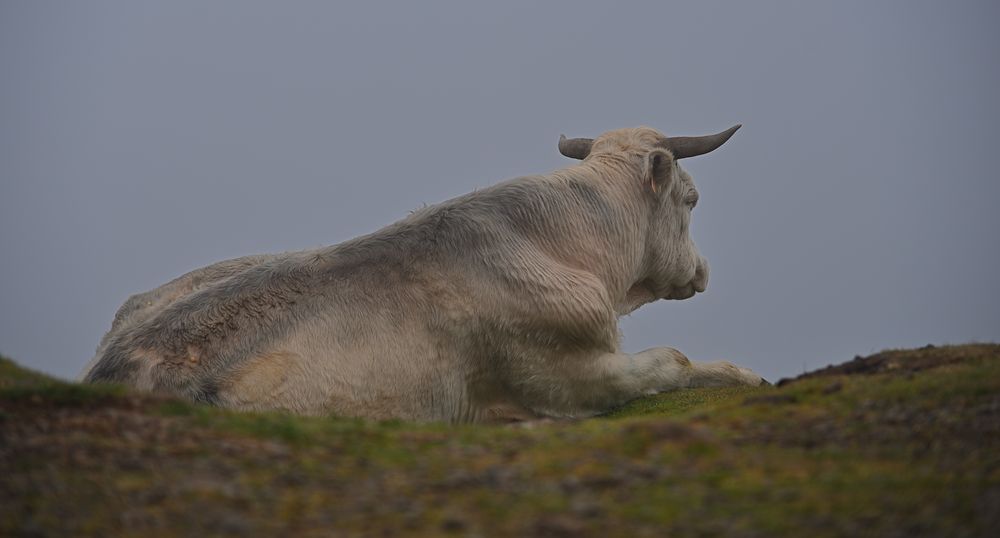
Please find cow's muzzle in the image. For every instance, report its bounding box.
[691,256,709,293]
[664,257,709,300]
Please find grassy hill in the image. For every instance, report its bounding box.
[2,344,998,536]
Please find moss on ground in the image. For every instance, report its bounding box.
[1,344,998,537]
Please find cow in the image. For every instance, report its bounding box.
[81,125,765,423]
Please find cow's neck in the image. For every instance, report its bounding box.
[550,157,651,311]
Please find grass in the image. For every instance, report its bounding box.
[1,344,998,537]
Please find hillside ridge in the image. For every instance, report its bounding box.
[2,344,998,536]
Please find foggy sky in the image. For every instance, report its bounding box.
[1,1,998,383]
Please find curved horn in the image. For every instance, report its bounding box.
[662,124,742,159]
[558,134,594,160]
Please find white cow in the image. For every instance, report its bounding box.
[82,125,764,422]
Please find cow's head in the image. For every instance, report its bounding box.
[558,125,740,302]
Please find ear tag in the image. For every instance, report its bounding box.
[649,177,658,194]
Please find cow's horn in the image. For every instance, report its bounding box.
[558,134,594,160]
[661,124,742,159]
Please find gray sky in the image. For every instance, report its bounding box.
[2,1,998,383]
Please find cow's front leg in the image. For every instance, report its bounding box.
[525,347,746,417]
[683,358,767,388]
[527,347,766,417]
[626,347,766,390]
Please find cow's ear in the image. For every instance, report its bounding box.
[644,149,674,195]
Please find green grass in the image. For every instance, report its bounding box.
[0,355,58,388]
[603,383,770,418]
[2,344,999,537]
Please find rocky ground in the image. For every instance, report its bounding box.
[2,344,998,537]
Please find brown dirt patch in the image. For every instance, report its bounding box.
[777,343,1000,385]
